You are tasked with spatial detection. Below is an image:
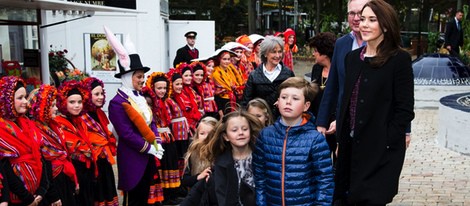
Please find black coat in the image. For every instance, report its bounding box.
[173,45,199,67]
[445,18,464,54]
[181,150,255,206]
[335,49,415,204]
[241,64,294,117]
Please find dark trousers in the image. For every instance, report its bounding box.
[123,157,156,206]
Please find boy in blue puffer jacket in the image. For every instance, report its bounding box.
[253,77,334,206]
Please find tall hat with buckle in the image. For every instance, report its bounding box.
[104,26,150,79]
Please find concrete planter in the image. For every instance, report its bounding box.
[437,92,470,155]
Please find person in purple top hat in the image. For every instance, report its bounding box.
[104,26,165,206]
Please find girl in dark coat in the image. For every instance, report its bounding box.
[335,1,415,205]
[181,110,263,206]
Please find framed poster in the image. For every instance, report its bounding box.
[84,33,122,83]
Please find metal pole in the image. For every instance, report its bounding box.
[39,10,50,84]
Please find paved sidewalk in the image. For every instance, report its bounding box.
[390,109,470,206]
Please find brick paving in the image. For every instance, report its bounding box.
[390,109,470,206]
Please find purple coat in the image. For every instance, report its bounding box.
[108,89,160,191]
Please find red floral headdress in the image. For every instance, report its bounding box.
[28,84,57,123]
[145,72,173,126]
[189,61,207,98]
[81,77,105,112]
[175,62,192,82]
[166,68,182,95]
[0,76,26,120]
[190,61,208,83]
[56,80,90,116]
[145,72,171,99]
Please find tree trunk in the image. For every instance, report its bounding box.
[248,0,256,34]
[316,0,320,34]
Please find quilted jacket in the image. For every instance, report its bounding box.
[253,114,334,206]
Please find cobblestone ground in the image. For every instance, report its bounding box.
[390,109,470,206]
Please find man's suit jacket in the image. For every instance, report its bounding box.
[445,18,463,52]
[173,45,199,67]
[316,34,354,128]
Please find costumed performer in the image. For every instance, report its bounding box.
[29,84,77,206]
[0,76,48,206]
[104,26,164,206]
[81,77,119,206]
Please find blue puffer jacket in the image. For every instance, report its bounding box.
[253,114,334,206]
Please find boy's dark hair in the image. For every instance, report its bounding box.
[278,77,318,103]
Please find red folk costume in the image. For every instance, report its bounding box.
[144,72,181,194]
[283,28,299,71]
[175,63,202,131]
[81,77,119,206]
[28,84,78,206]
[55,80,95,206]
[166,68,192,178]
[248,34,265,67]
[190,61,218,114]
[236,35,255,77]
[0,76,46,205]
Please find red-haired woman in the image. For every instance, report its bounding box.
[55,80,94,206]
[81,77,118,206]
[29,84,78,206]
[0,76,47,206]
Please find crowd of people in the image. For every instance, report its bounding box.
[0,0,416,205]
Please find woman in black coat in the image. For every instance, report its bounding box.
[334,1,415,205]
[242,35,294,118]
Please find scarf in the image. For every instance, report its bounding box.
[35,119,78,186]
[0,117,43,204]
[120,72,152,125]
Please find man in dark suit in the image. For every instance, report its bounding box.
[173,31,199,67]
[445,10,464,56]
[316,0,368,137]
